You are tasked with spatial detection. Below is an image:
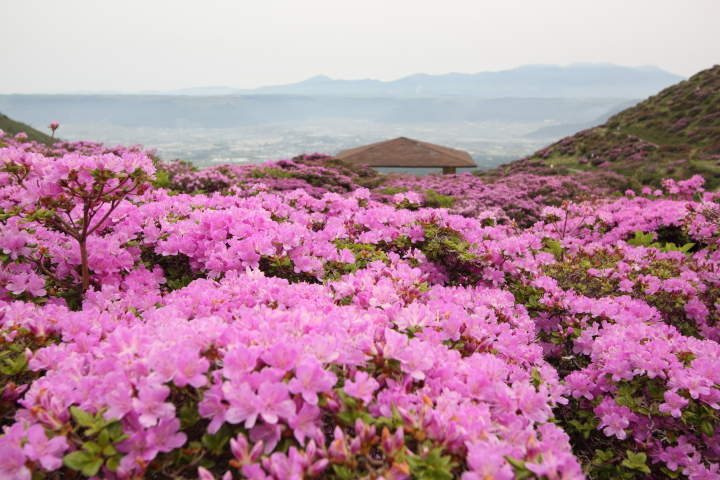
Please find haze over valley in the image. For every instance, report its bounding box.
[0,63,671,169]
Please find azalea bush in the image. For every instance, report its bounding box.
[380,170,637,227]
[158,154,383,197]
[1,133,720,480]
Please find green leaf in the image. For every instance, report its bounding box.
[504,456,533,480]
[680,243,696,253]
[661,242,696,254]
[106,421,124,441]
[627,230,657,248]
[621,451,651,474]
[543,238,565,261]
[83,441,102,455]
[700,420,715,436]
[647,381,664,400]
[531,368,543,388]
[505,456,527,469]
[63,450,104,476]
[97,428,110,446]
[332,465,355,480]
[592,449,616,465]
[70,406,95,427]
[336,387,359,409]
[178,399,200,430]
[406,448,456,480]
[82,408,111,436]
[336,410,375,428]
[0,352,28,375]
[31,472,46,480]
[102,444,118,457]
[82,458,104,477]
[390,403,404,428]
[202,424,232,455]
[106,456,120,472]
[614,395,636,408]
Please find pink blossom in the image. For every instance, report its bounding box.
[223,381,260,428]
[659,390,689,418]
[0,438,31,480]
[343,371,379,405]
[131,384,175,428]
[256,381,296,424]
[287,402,322,445]
[21,425,68,470]
[288,357,337,405]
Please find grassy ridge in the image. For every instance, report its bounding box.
[497,65,720,189]
[0,112,57,145]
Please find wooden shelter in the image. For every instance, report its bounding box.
[335,137,476,175]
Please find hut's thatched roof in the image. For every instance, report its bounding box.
[335,137,476,168]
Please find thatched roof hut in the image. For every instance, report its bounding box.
[335,137,476,174]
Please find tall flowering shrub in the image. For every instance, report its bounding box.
[0,145,156,297]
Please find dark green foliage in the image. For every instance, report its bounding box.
[0,112,58,145]
[422,189,457,208]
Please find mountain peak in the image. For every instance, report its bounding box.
[303,75,333,83]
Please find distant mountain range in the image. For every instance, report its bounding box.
[62,64,684,99]
[0,96,632,130]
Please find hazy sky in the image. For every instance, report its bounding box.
[2,0,719,93]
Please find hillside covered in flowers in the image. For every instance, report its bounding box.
[2,123,720,480]
[502,65,720,190]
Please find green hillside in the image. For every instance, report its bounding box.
[497,65,720,189]
[0,112,57,145]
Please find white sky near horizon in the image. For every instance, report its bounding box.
[1,0,719,94]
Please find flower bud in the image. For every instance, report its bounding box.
[198,467,215,480]
[354,418,365,435]
[393,427,405,452]
[230,434,249,462]
[349,436,362,455]
[308,459,329,477]
[305,439,317,460]
[250,440,264,462]
[328,438,348,462]
[381,426,393,454]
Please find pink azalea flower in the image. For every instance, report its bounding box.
[223,381,260,428]
[131,384,175,428]
[599,412,630,440]
[250,423,285,454]
[152,418,187,453]
[173,348,210,388]
[288,402,322,445]
[659,390,689,418]
[230,433,263,465]
[0,439,30,480]
[21,425,68,471]
[343,371,379,405]
[256,381,296,424]
[288,357,337,405]
[198,382,229,434]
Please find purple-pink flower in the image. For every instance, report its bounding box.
[343,371,379,405]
